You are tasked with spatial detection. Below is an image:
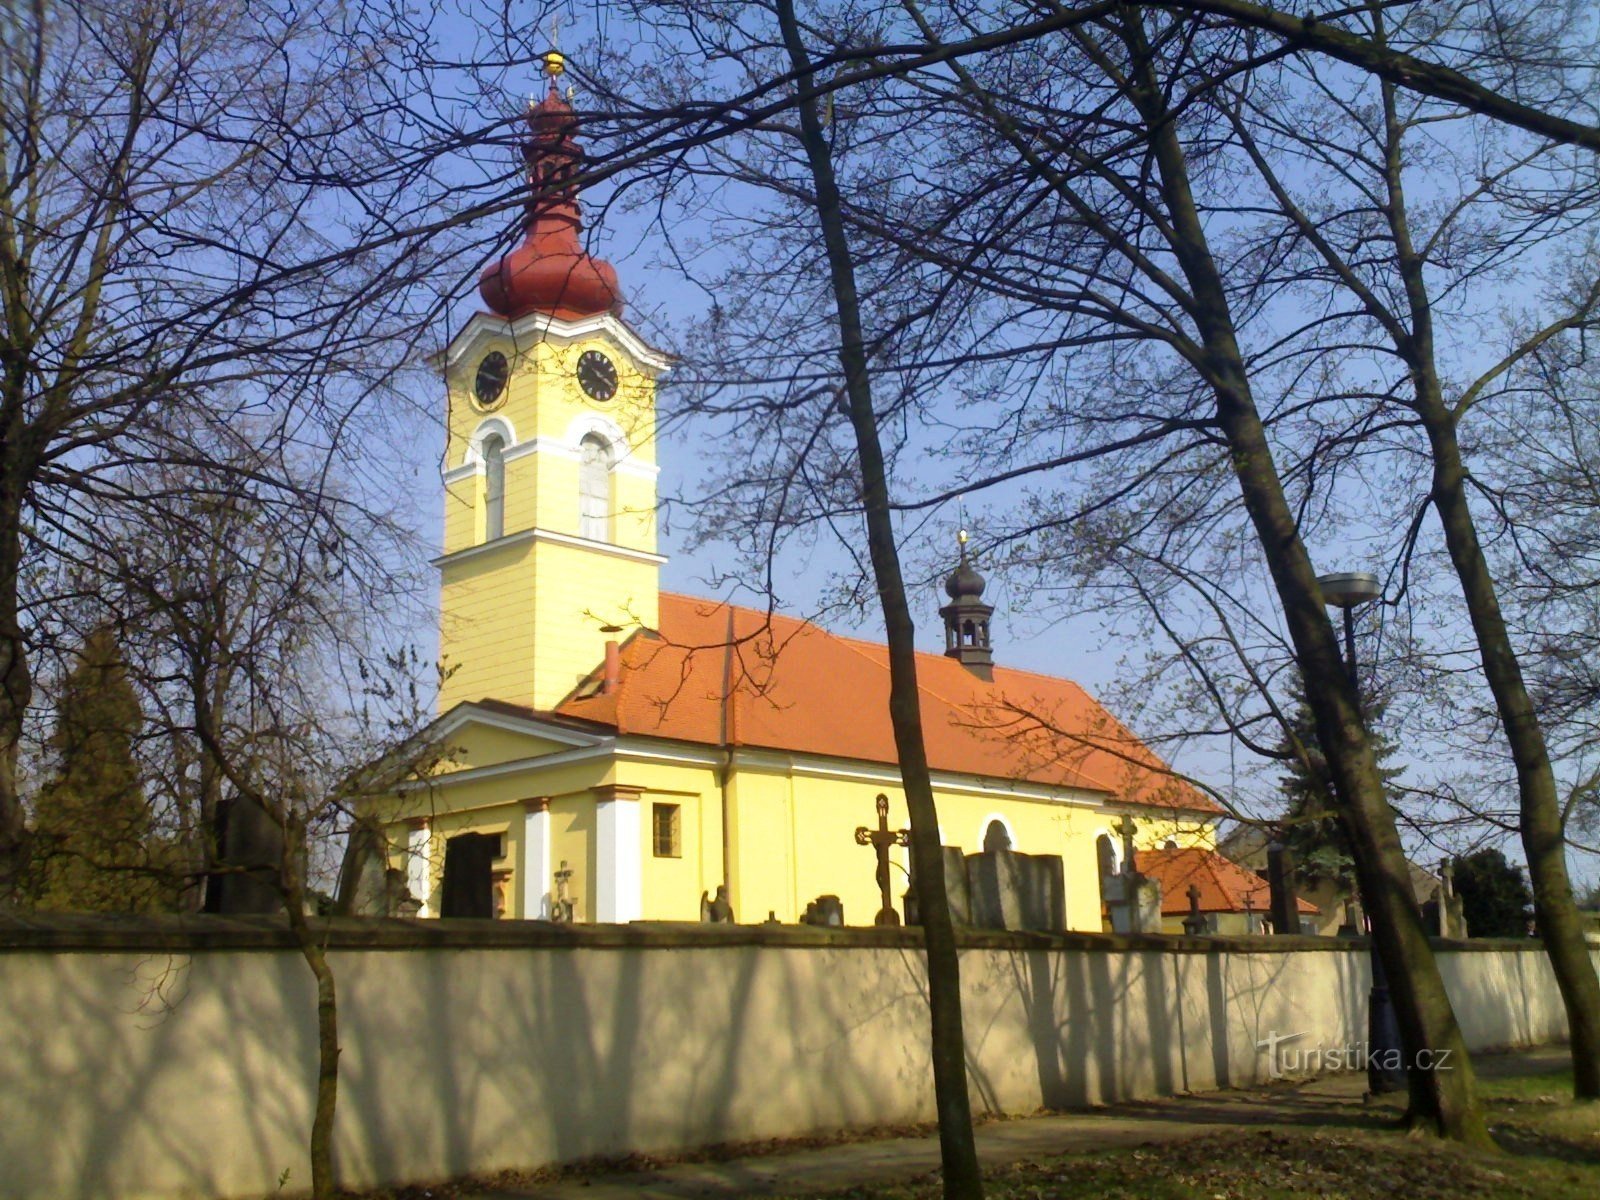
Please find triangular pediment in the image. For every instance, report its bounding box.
[363,701,612,789]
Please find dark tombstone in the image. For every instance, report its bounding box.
[966,847,1066,932]
[904,846,972,926]
[204,793,290,915]
[1182,882,1208,935]
[1267,841,1299,935]
[941,846,973,924]
[1015,853,1066,931]
[334,817,393,916]
[801,894,844,926]
[1337,898,1361,938]
[439,832,497,918]
[967,848,1023,930]
[1420,894,1442,936]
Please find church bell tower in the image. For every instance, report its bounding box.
[434,52,670,714]
[940,531,995,681]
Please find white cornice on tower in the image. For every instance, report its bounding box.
[431,310,674,377]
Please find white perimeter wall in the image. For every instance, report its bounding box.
[0,924,1586,1200]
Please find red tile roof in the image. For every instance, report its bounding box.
[1137,848,1318,915]
[545,593,1218,813]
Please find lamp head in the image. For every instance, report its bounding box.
[1316,571,1380,610]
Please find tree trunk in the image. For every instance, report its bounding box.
[0,474,31,905]
[1363,9,1600,1097]
[1115,10,1491,1144]
[776,1,983,1194]
[1420,407,1600,1099]
[284,828,340,1199]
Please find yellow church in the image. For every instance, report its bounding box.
[371,62,1220,931]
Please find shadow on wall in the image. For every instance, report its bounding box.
[0,920,1566,1199]
[988,942,1328,1111]
[0,947,323,1199]
[332,938,940,1185]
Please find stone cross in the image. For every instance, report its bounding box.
[551,859,575,923]
[1116,814,1139,878]
[855,793,910,926]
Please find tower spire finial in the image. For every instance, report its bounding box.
[482,35,625,323]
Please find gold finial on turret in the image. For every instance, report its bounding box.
[543,49,566,79]
[958,528,969,547]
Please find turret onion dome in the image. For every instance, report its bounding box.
[944,531,986,599]
[478,52,624,322]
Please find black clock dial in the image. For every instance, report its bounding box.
[576,349,619,402]
[474,351,509,408]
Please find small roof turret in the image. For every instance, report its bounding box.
[939,531,995,681]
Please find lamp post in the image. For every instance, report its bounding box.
[1316,570,1405,1095]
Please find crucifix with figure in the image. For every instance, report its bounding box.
[855,793,910,926]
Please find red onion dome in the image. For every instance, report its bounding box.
[478,62,624,322]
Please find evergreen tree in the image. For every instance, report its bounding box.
[1276,681,1404,894]
[1452,849,1535,938]
[29,627,167,912]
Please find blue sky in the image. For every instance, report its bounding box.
[372,0,1596,888]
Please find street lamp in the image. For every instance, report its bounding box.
[1316,570,1405,1096]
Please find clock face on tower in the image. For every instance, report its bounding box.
[473,351,509,409]
[576,349,619,402]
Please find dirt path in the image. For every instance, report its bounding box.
[457,1049,1569,1200]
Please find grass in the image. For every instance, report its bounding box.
[345,1057,1598,1199]
[799,1127,1600,1200]
[787,1064,1600,1200]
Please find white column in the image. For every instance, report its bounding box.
[595,786,643,923]
[522,798,551,919]
[406,819,432,917]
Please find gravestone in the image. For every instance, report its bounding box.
[1181,882,1210,935]
[800,894,844,926]
[904,846,972,926]
[334,818,396,916]
[203,793,290,915]
[966,846,1066,932]
[1267,841,1299,935]
[1340,900,1359,937]
[439,832,497,918]
[1437,859,1468,938]
[1105,869,1162,934]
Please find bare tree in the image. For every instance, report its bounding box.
[600,0,1520,1142]
[80,452,434,1199]
[0,0,517,899]
[1189,0,1600,1096]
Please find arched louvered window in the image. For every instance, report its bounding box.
[579,433,612,541]
[482,433,506,542]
